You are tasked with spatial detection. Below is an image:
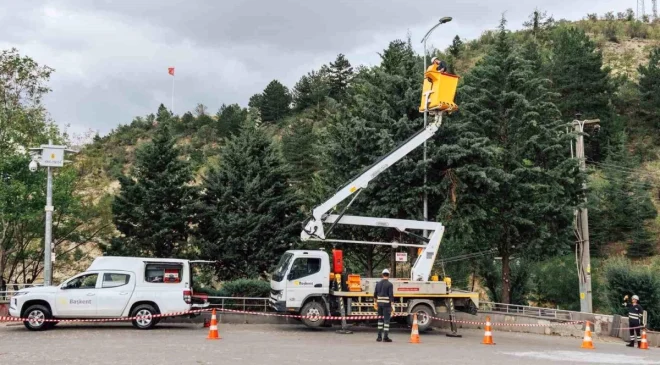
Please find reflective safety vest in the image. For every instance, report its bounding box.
[374,279,394,304]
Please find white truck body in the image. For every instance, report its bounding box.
[10,256,208,330]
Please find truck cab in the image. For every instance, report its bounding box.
[269,250,331,313]
[9,256,210,331]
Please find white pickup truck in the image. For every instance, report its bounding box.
[9,256,210,331]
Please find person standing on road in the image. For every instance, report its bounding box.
[623,294,644,347]
[374,268,395,342]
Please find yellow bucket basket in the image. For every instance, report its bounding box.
[419,71,459,112]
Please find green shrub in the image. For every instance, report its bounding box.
[529,255,580,310]
[194,279,270,298]
[604,258,660,330]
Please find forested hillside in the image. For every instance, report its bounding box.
[3,10,660,327]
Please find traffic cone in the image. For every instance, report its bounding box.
[639,329,649,350]
[482,316,495,345]
[409,313,421,344]
[207,309,220,340]
[580,321,594,349]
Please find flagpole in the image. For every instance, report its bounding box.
[171,73,175,114]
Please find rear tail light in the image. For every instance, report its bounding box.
[183,290,192,304]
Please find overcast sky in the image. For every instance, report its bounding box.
[1,0,632,137]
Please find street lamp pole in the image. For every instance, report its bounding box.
[29,140,77,286]
[420,17,452,238]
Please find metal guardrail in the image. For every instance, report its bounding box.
[479,301,575,320]
[205,296,270,312]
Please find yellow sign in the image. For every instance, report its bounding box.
[580,292,585,299]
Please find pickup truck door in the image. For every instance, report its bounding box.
[55,273,101,317]
[285,255,327,309]
[96,272,136,317]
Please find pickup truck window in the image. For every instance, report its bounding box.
[102,273,130,288]
[145,264,182,283]
[288,258,321,281]
[64,273,99,289]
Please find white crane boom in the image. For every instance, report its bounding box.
[301,112,446,281]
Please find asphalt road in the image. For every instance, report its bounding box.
[0,322,657,365]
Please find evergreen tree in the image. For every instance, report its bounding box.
[108,125,198,257]
[248,93,263,110]
[197,125,301,279]
[448,35,464,58]
[436,19,582,303]
[259,80,291,123]
[292,69,330,113]
[216,103,247,137]
[638,47,660,130]
[281,117,318,194]
[549,27,613,121]
[157,103,172,123]
[328,54,353,101]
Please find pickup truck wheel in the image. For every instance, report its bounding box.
[300,301,326,328]
[131,304,159,330]
[23,305,53,331]
[408,304,434,333]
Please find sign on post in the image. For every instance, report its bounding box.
[40,147,65,167]
[395,252,407,262]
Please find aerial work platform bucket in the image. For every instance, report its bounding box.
[419,71,459,112]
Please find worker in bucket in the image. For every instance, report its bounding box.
[427,57,448,73]
[623,294,644,347]
[374,268,395,342]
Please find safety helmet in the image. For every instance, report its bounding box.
[632,295,639,301]
[382,269,390,275]
[431,57,439,63]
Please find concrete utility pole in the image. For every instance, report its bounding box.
[572,116,600,313]
[28,141,77,286]
[420,16,452,238]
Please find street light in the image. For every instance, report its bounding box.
[420,16,452,238]
[28,140,77,286]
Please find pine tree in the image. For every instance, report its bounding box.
[157,103,172,122]
[292,69,330,113]
[638,47,660,130]
[281,117,318,194]
[248,93,263,110]
[197,125,301,279]
[216,103,247,137]
[108,125,198,257]
[328,54,353,101]
[436,19,582,303]
[448,35,464,58]
[259,80,291,123]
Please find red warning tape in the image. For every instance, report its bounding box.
[428,315,584,327]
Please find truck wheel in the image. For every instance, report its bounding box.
[300,301,326,328]
[23,305,53,331]
[131,304,159,330]
[408,304,434,332]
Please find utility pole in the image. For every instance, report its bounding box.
[572,116,600,313]
[28,141,77,286]
[638,0,646,20]
[653,0,658,21]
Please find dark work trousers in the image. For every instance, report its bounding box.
[629,320,641,342]
[377,305,392,337]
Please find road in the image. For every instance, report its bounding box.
[0,322,656,365]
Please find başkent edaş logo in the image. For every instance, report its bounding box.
[70,299,93,305]
[294,281,314,286]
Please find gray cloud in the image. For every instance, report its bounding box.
[1,0,628,136]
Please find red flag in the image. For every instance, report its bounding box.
[168,67,175,76]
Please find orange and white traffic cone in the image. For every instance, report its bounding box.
[409,313,421,344]
[580,321,594,349]
[639,329,649,350]
[482,316,495,345]
[207,309,221,340]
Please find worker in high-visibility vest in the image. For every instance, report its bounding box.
[373,269,395,342]
[623,294,644,347]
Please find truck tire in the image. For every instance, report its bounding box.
[131,304,159,330]
[300,300,326,328]
[23,304,53,331]
[408,304,434,333]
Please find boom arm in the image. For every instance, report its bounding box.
[301,112,446,281]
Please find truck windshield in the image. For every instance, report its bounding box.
[272,253,293,282]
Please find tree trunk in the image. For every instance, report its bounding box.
[501,254,511,304]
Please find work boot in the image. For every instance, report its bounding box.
[376,336,382,342]
[626,340,635,347]
[383,337,392,343]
